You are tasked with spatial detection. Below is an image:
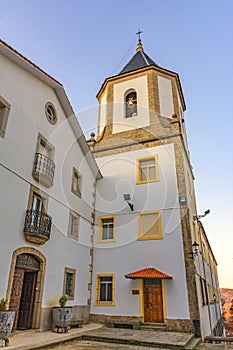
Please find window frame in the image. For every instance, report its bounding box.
[0,95,11,138]
[98,215,116,243]
[45,102,57,125]
[71,167,82,197]
[136,155,159,184]
[27,185,48,212]
[68,210,80,240]
[36,133,55,159]
[95,273,115,306]
[138,210,163,240]
[63,267,76,300]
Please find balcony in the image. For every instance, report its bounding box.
[32,153,55,187]
[23,209,52,244]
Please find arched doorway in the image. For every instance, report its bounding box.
[7,248,46,330]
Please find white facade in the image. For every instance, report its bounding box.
[0,38,222,339]
[0,40,100,330]
[112,75,149,134]
[89,40,223,339]
[92,144,190,319]
[158,76,174,118]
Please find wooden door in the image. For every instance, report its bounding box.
[9,268,25,331]
[17,271,37,329]
[144,279,164,323]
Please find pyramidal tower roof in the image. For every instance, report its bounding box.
[119,34,159,75]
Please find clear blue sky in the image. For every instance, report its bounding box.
[1,0,232,288]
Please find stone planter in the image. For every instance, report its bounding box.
[52,307,73,333]
[0,310,15,346]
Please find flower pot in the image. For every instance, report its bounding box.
[52,307,73,333]
[0,310,15,345]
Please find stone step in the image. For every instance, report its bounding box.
[185,336,201,350]
[141,322,166,331]
[82,327,197,350]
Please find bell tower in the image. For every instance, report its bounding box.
[91,34,187,151]
[89,36,203,335]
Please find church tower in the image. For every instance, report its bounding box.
[89,35,222,339]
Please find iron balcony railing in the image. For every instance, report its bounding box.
[32,153,55,187]
[24,209,52,244]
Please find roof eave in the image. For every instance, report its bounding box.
[0,40,102,180]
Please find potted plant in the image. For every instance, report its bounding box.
[0,298,15,346]
[52,295,73,333]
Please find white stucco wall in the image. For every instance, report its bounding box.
[158,76,174,118]
[92,143,190,319]
[112,75,150,134]
[98,90,107,135]
[0,53,95,307]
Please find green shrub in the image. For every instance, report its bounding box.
[58,295,68,307]
[0,298,7,310]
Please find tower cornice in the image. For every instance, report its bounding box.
[96,65,186,111]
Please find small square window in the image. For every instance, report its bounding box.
[72,168,82,197]
[95,274,115,306]
[63,268,76,300]
[98,216,116,242]
[138,211,162,240]
[136,155,159,184]
[68,211,79,240]
[0,95,11,138]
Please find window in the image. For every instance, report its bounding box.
[68,211,79,240]
[200,277,209,306]
[23,186,51,244]
[0,95,11,138]
[138,211,162,240]
[95,274,115,306]
[98,216,116,242]
[63,268,76,299]
[28,186,48,212]
[125,90,137,118]
[72,167,82,197]
[136,155,159,184]
[45,102,57,125]
[32,134,55,187]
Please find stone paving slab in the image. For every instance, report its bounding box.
[81,327,194,349]
[43,339,165,349]
[5,323,233,350]
[6,323,103,350]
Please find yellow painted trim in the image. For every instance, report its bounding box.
[136,154,159,185]
[138,210,163,240]
[162,280,167,319]
[139,279,144,318]
[94,273,116,306]
[98,215,116,243]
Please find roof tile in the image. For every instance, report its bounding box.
[119,50,158,75]
[125,267,172,279]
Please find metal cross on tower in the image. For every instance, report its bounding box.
[136,29,143,41]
